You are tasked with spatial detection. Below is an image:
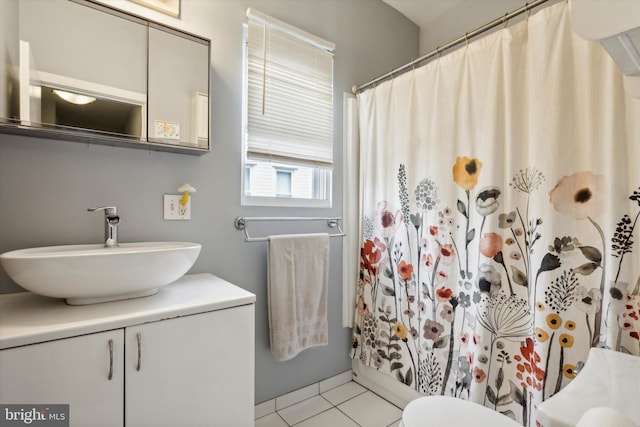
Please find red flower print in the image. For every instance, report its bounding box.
[439,243,455,265]
[376,201,403,238]
[440,244,454,257]
[423,253,433,268]
[459,332,469,347]
[473,366,487,383]
[479,232,503,258]
[381,210,396,228]
[514,337,545,393]
[436,271,448,283]
[397,260,413,281]
[436,287,453,302]
[360,238,386,277]
[472,334,480,345]
[620,296,640,340]
[429,226,438,237]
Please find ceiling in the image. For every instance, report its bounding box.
[381,0,535,55]
[382,0,464,30]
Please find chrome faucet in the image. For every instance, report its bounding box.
[88,206,120,247]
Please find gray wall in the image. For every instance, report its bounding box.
[0,0,418,404]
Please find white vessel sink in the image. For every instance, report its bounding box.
[0,242,201,305]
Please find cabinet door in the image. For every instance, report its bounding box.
[0,330,124,427]
[148,25,209,149]
[125,305,254,427]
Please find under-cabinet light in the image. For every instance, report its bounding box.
[52,90,96,105]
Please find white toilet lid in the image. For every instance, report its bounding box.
[402,396,521,427]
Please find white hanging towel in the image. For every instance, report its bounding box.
[268,233,329,361]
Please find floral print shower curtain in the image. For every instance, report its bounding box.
[351,3,640,426]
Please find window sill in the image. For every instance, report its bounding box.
[241,195,331,208]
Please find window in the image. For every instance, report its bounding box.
[242,8,335,207]
[275,168,293,198]
[244,164,253,196]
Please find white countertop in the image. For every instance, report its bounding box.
[0,273,255,349]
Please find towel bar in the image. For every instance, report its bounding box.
[234,216,345,242]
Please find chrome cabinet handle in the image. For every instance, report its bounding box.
[136,333,142,371]
[108,339,114,380]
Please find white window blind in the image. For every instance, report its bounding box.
[246,8,335,169]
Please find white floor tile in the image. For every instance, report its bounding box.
[255,413,289,427]
[338,391,403,427]
[295,408,359,427]
[276,383,320,410]
[321,381,367,405]
[278,395,333,425]
[255,399,276,419]
[319,370,353,393]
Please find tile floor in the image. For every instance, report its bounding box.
[255,380,403,427]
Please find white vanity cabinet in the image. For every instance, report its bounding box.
[125,306,254,426]
[0,330,125,426]
[0,274,255,427]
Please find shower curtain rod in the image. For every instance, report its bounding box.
[354,0,550,93]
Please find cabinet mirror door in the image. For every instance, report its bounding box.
[0,1,18,122]
[0,0,210,154]
[5,0,148,140]
[147,26,209,149]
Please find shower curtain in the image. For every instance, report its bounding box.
[351,3,640,426]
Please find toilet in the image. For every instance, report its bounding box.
[401,348,640,427]
[400,395,521,427]
[574,407,636,427]
[537,347,640,427]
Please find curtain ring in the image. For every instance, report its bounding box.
[503,12,509,29]
[465,32,469,48]
[525,2,531,20]
[411,58,416,71]
[436,46,440,59]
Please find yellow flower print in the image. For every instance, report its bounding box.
[535,328,549,343]
[546,313,562,330]
[452,157,483,190]
[536,302,545,311]
[564,320,576,331]
[563,364,577,379]
[393,322,408,340]
[559,333,574,348]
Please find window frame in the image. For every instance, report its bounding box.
[240,10,334,208]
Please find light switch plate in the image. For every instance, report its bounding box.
[164,194,191,220]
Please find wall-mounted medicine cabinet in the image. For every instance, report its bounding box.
[0,0,210,155]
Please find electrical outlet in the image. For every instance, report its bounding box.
[164,194,191,220]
